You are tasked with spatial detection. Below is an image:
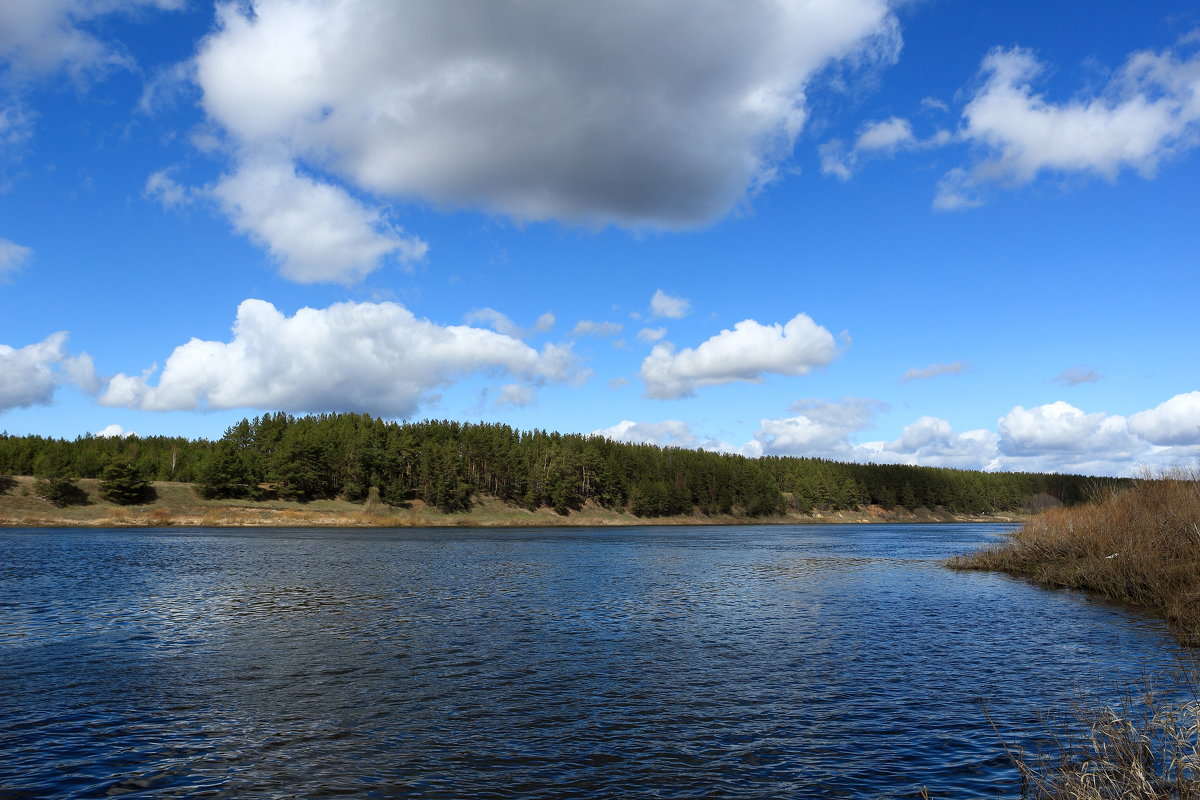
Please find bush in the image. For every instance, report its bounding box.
[34,476,88,507]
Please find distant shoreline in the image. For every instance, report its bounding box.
[0,476,1027,529]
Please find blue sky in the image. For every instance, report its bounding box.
[1,0,1198,477]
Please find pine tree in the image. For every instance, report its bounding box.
[99,460,155,505]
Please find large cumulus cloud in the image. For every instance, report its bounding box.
[100,299,582,417]
[187,0,899,278]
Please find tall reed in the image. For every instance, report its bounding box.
[948,467,1200,645]
[997,672,1200,799]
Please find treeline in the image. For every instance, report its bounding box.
[0,412,1129,516]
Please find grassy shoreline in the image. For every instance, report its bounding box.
[947,470,1200,646]
[0,476,1027,529]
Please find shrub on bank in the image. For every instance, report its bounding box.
[947,468,1200,646]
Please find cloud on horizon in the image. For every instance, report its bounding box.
[600,392,1200,476]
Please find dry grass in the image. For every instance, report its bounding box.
[998,672,1200,799]
[948,468,1200,646]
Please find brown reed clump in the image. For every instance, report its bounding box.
[1000,675,1200,800]
[947,468,1200,646]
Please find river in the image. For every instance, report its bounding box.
[0,524,1187,799]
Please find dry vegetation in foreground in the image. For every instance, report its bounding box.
[994,674,1200,799]
[947,468,1200,646]
[946,472,1200,798]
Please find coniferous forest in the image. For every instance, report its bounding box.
[0,412,1128,517]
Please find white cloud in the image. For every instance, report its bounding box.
[874,416,1000,471]
[572,320,622,338]
[941,45,1200,208]
[901,361,966,382]
[464,308,521,338]
[0,332,95,412]
[1128,391,1200,446]
[856,116,917,151]
[0,237,32,278]
[820,116,947,179]
[144,168,192,209]
[649,290,691,320]
[754,398,883,459]
[1055,366,1101,386]
[496,383,536,409]
[99,299,582,417]
[932,168,982,211]
[998,401,1141,458]
[637,327,667,343]
[193,0,899,231]
[464,308,556,339]
[599,393,1200,476]
[96,423,136,439]
[594,420,698,448]
[0,103,33,148]
[920,96,949,114]
[641,313,840,399]
[212,158,427,284]
[0,0,183,81]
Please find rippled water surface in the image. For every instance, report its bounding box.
[0,524,1187,799]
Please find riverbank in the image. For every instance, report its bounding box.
[0,476,1026,528]
[947,470,1200,646]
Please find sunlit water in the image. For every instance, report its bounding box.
[0,524,1188,799]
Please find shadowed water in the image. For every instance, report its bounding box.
[0,524,1187,799]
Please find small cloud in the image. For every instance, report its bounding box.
[901,361,966,382]
[594,419,697,447]
[919,96,949,114]
[465,308,556,339]
[572,320,623,337]
[608,377,629,389]
[641,313,840,399]
[636,327,667,343]
[1055,366,1101,386]
[819,139,854,181]
[650,289,691,320]
[96,424,136,438]
[933,168,983,211]
[496,384,536,408]
[821,117,946,180]
[0,237,33,279]
[855,117,916,152]
[465,308,521,337]
[144,168,193,209]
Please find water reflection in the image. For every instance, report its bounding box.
[0,524,1186,799]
